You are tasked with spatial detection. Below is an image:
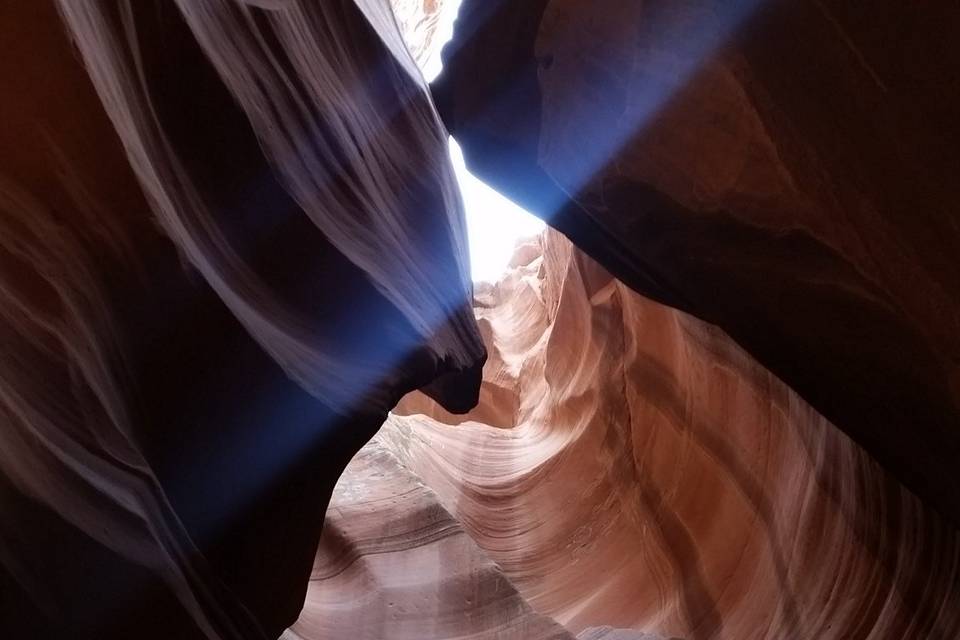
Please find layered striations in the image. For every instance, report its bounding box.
[3,0,959,637]
[286,435,670,639]
[0,2,482,637]
[433,0,960,524]
[385,230,960,639]
[285,438,576,640]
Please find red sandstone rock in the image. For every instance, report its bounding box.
[387,230,960,639]
[0,2,482,637]
[3,0,960,637]
[286,438,577,640]
[432,0,960,526]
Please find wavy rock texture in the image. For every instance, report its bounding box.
[284,438,575,640]
[0,2,481,637]
[4,0,959,637]
[433,0,960,524]
[286,436,670,640]
[386,229,960,639]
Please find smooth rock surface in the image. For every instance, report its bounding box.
[0,2,482,637]
[286,438,576,640]
[286,434,673,639]
[432,0,960,525]
[389,229,960,639]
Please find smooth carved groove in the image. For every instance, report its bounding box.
[386,230,960,639]
[286,437,670,639]
[0,2,482,637]
[433,0,960,526]
[1,0,959,637]
[285,439,578,640]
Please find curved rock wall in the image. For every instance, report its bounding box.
[286,439,577,640]
[385,230,960,639]
[287,434,669,639]
[4,0,959,637]
[433,0,960,525]
[0,2,482,637]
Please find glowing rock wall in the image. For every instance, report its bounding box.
[433,0,960,525]
[384,230,960,639]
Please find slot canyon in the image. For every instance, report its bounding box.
[1,1,959,639]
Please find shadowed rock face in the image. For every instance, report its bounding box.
[0,2,481,637]
[2,0,959,637]
[432,0,960,526]
[388,230,960,640]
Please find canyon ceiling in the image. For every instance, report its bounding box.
[0,1,958,639]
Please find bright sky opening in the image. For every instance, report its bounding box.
[447,141,545,283]
[420,1,545,283]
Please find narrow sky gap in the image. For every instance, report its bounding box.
[420,0,545,283]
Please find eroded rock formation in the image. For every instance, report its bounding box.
[385,230,960,639]
[286,434,671,639]
[433,0,960,525]
[2,0,959,637]
[0,2,482,637]
[284,438,576,640]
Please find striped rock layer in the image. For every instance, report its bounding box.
[387,230,960,639]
